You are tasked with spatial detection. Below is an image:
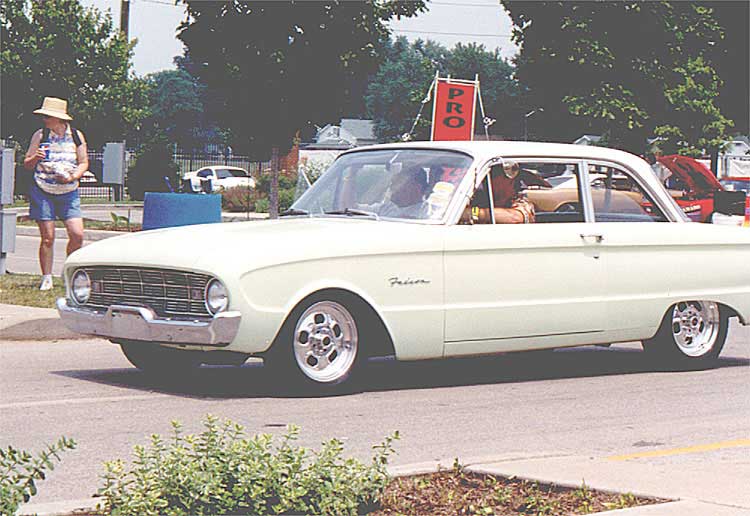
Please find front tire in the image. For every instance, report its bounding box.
[642,301,728,368]
[267,296,364,389]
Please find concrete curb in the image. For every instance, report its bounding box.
[15,225,123,242]
[20,456,735,516]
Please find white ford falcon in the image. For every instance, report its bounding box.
[58,141,750,388]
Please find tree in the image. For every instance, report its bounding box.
[365,38,522,142]
[502,1,737,155]
[143,69,205,151]
[0,0,149,148]
[176,0,426,216]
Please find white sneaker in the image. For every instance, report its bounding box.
[39,275,53,291]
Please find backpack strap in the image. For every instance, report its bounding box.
[41,124,83,147]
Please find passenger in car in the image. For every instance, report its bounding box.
[490,162,536,223]
[467,162,539,224]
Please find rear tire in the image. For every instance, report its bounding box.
[120,341,202,374]
[642,301,728,369]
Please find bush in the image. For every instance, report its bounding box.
[221,186,256,212]
[98,415,399,516]
[0,437,76,515]
[252,188,295,213]
[126,140,180,201]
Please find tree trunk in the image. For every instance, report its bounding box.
[269,146,280,219]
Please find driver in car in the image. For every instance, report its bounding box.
[368,165,430,219]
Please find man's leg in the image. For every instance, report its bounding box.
[63,217,84,256]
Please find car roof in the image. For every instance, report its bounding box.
[340,140,644,168]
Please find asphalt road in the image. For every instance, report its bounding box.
[1,321,748,505]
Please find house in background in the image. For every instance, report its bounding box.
[573,135,603,146]
[306,119,377,150]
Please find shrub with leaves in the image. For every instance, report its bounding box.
[0,437,76,515]
[99,415,399,516]
[220,185,257,212]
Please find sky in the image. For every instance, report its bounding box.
[81,0,518,77]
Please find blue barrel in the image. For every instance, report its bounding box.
[142,193,221,230]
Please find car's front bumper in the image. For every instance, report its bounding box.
[56,298,241,346]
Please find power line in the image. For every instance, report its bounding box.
[430,1,504,6]
[392,28,513,38]
[137,0,181,6]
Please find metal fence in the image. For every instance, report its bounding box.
[171,153,270,178]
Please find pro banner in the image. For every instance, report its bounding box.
[431,78,477,141]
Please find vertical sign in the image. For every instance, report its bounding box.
[431,78,477,141]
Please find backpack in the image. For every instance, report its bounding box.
[42,125,82,147]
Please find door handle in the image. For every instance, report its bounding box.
[580,233,604,243]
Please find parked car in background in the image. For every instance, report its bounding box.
[720,176,750,194]
[183,166,255,193]
[656,155,726,222]
[57,142,750,390]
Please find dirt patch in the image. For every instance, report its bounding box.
[372,467,665,515]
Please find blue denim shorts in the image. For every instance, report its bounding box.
[29,183,82,221]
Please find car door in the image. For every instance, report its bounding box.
[585,160,690,340]
[443,158,607,356]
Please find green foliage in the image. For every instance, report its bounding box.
[0,437,76,515]
[0,0,149,148]
[126,139,180,201]
[220,185,255,212]
[110,212,131,231]
[98,415,399,516]
[366,37,521,142]
[143,70,205,151]
[177,1,426,158]
[503,1,735,154]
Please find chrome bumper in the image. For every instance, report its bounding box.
[56,298,241,346]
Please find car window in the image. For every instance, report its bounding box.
[589,163,668,222]
[460,160,584,224]
[519,161,584,223]
[197,169,212,178]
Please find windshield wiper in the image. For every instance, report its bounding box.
[324,208,379,220]
[280,208,310,217]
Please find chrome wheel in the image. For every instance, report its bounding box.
[292,301,358,384]
[671,301,721,357]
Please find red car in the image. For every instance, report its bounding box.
[656,155,726,222]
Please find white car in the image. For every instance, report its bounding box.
[183,166,255,193]
[57,142,750,389]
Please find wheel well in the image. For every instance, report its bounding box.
[269,288,396,359]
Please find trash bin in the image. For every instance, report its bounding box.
[142,192,222,230]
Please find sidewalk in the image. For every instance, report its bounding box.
[0,303,80,340]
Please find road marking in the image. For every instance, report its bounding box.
[0,394,169,410]
[608,439,750,461]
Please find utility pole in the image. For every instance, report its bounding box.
[120,0,130,39]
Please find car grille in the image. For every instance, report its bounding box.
[81,267,213,319]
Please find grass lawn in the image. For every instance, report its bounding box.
[0,273,65,308]
[16,217,141,232]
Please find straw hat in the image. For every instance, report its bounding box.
[33,97,73,120]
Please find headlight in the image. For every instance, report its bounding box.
[205,279,229,315]
[71,270,91,304]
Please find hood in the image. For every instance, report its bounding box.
[66,218,444,277]
[657,155,724,195]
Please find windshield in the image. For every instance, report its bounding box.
[291,149,473,221]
